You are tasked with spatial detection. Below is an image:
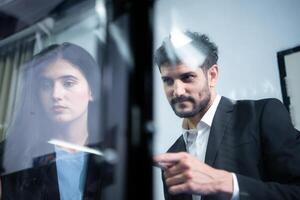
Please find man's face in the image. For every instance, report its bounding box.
[160,63,213,118]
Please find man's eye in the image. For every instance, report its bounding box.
[162,78,173,86]
[181,75,194,82]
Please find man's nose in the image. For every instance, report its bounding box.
[173,81,185,97]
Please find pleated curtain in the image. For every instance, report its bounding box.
[0,38,35,141]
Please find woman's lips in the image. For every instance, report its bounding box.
[52,105,67,113]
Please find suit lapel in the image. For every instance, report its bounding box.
[166,136,193,200]
[167,135,187,153]
[165,97,235,200]
[205,97,234,166]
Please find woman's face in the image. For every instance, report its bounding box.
[38,59,93,124]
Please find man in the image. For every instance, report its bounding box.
[153,31,300,200]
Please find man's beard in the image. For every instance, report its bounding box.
[170,89,211,118]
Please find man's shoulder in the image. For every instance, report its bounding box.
[235,97,281,104]
[217,96,286,119]
[222,96,283,109]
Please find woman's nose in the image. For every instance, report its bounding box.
[52,83,64,100]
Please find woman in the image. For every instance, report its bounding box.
[1,43,110,199]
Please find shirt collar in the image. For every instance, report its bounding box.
[201,94,221,127]
[182,95,221,141]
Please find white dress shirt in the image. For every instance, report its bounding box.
[182,95,239,200]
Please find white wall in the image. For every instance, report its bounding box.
[284,52,300,130]
[47,14,99,58]
[153,1,300,199]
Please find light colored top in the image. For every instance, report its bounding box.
[55,146,88,200]
[182,95,239,200]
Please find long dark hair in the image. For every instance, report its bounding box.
[1,43,101,174]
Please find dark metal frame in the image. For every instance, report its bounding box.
[101,1,154,199]
[277,45,300,112]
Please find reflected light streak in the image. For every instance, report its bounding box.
[48,139,103,156]
[168,29,206,69]
[96,0,107,25]
[170,28,192,48]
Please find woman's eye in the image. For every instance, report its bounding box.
[63,80,76,88]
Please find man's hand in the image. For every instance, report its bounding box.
[154,152,233,198]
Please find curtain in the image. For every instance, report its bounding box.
[0,38,35,141]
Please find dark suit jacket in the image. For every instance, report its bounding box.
[163,97,300,200]
[1,146,113,200]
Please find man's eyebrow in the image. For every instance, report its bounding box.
[161,72,196,80]
[161,76,171,80]
[179,72,196,77]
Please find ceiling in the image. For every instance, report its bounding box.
[0,0,63,24]
[0,0,129,41]
[0,0,71,40]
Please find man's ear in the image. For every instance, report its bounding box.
[208,64,218,88]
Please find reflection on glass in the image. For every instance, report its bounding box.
[159,30,208,70]
[0,43,111,199]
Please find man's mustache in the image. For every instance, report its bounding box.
[171,96,195,105]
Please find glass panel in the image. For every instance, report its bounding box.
[153,1,300,200]
[0,1,128,199]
